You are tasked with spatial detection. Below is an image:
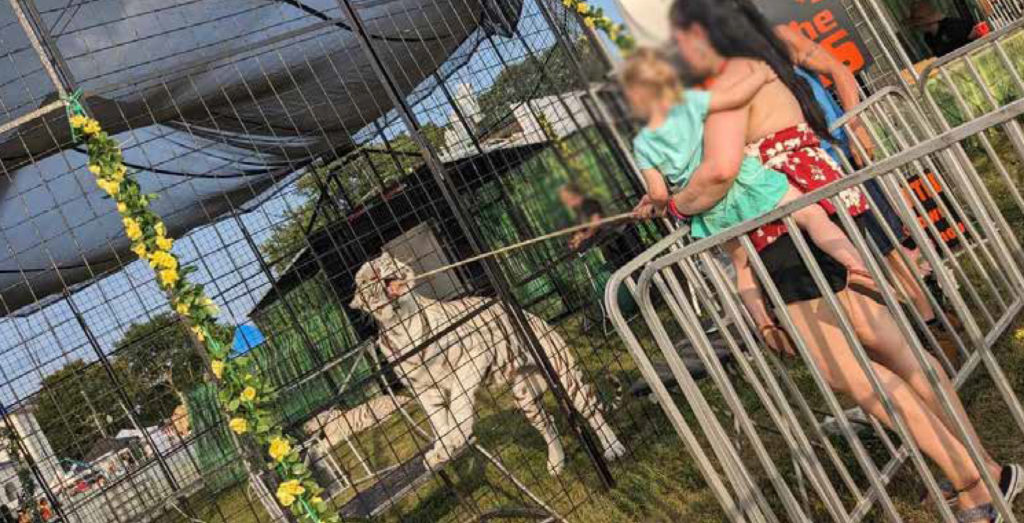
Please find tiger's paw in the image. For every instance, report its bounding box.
[546,450,566,476]
[423,445,453,470]
[603,439,627,461]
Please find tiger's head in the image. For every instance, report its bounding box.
[350,252,417,323]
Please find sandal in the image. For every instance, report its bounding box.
[921,478,958,508]
[955,465,1024,523]
[759,324,797,357]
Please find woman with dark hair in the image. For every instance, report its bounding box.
[660,0,1020,519]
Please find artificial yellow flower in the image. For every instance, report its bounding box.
[211,360,225,379]
[159,268,179,288]
[576,2,588,13]
[228,417,248,435]
[562,0,572,6]
[240,386,257,402]
[583,16,595,28]
[82,120,101,135]
[191,325,206,342]
[276,480,305,508]
[131,243,147,259]
[114,165,127,180]
[155,236,173,251]
[123,218,142,241]
[116,202,128,214]
[149,251,178,271]
[155,222,166,237]
[200,296,219,315]
[1016,329,1024,341]
[88,164,102,175]
[69,115,88,128]
[175,301,190,316]
[268,436,291,462]
[96,179,120,196]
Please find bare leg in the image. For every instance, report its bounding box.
[885,248,935,322]
[781,187,867,273]
[786,296,991,506]
[842,290,998,474]
[726,239,772,328]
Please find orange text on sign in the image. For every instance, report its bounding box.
[787,8,867,84]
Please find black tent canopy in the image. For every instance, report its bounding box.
[0,0,523,315]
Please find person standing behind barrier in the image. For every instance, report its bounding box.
[907,1,985,58]
[661,1,1022,519]
[622,48,881,339]
[774,26,956,365]
[559,183,643,270]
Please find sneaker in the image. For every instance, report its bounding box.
[1000,464,1023,508]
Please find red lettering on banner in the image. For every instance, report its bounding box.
[814,10,838,32]
[901,171,967,249]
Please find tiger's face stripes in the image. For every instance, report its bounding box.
[350,252,414,324]
[350,253,626,474]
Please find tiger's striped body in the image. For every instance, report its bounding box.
[351,254,625,474]
[303,395,412,444]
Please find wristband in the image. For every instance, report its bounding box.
[667,199,689,220]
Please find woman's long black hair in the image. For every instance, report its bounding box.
[669,0,833,141]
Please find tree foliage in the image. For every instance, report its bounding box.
[34,314,230,461]
[258,38,600,272]
[260,124,446,271]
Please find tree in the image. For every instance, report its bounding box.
[33,360,110,461]
[475,37,601,133]
[260,124,447,272]
[33,314,230,461]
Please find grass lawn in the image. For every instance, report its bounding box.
[156,36,1024,521]
[154,302,1024,522]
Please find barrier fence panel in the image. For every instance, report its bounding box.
[608,84,1024,521]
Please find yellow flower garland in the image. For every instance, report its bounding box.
[561,0,635,52]
[63,13,635,521]
[68,114,337,522]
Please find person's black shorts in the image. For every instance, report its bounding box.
[759,232,849,304]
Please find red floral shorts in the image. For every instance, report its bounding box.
[745,124,869,252]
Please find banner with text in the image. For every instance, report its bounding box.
[756,0,874,81]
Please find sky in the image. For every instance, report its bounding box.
[0,0,632,409]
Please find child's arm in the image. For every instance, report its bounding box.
[642,168,670,206]
[708,61,776,113]
[633,168,671,219]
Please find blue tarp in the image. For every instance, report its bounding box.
[231,324,266,356]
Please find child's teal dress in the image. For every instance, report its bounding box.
[632,90,791,239]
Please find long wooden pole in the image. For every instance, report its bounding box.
[408,212,637,283]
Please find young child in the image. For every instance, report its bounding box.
[622,48,873,347]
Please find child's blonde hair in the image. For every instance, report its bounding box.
[620,48,681,100]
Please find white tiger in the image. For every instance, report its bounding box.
[349,253,626,474]
[303,395,412,444]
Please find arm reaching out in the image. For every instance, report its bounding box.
[708,62,776,113]
[633,168,670,219]
[776,25,875,165]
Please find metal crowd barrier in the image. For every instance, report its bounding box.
[606,84,1024,521]
[917,18,1024,237]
